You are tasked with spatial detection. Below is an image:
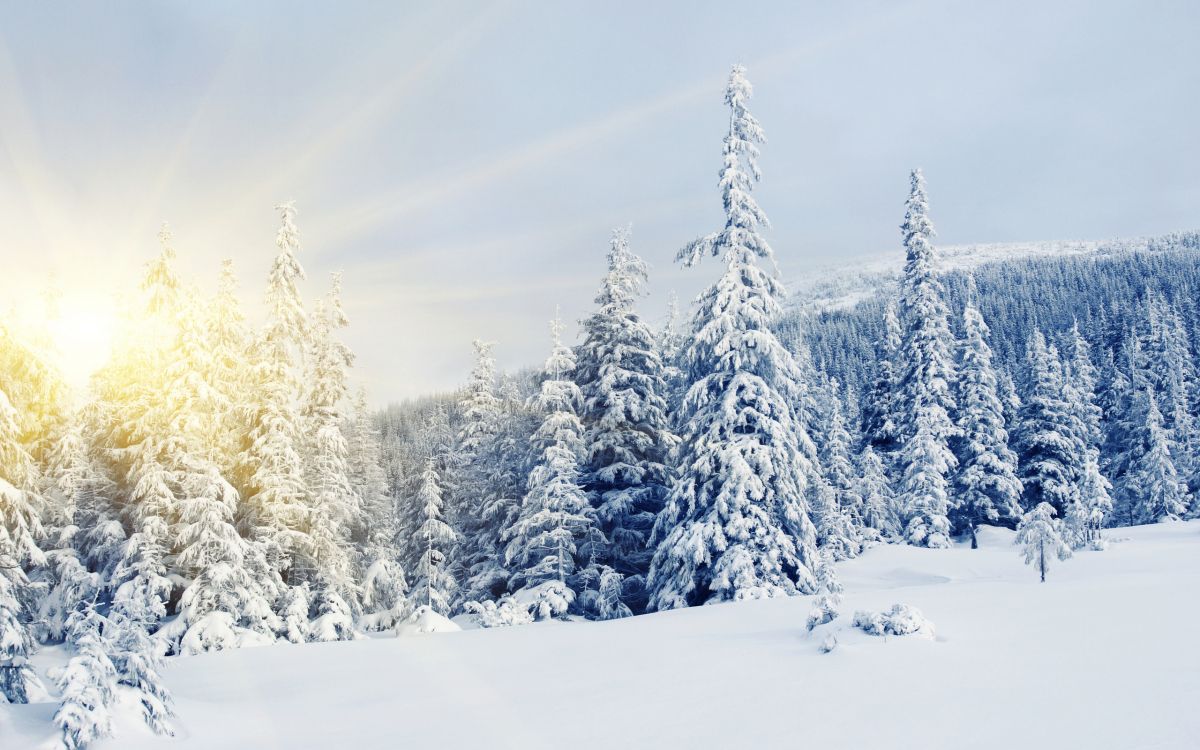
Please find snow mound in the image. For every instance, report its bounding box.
[395,606,461,636]
[852,604,935,639]
[974,525,1017,549]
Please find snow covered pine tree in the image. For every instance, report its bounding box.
[648,65,819,609]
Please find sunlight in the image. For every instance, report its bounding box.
[45,296,117,390]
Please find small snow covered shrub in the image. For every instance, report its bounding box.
[806,553,842,632]
[806,596,839,632]
[396,604,462,636]
[852,604,934,638]
[465,597,534,628]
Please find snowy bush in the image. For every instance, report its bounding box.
[395,605,462,636]
[806,595,839,632]
[852,604,935,638]
[464,597,534,629]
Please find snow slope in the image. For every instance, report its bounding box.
[789,233,1200,311]
[4,521,1198,749]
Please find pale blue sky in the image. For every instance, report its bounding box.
[0,1,1197,401]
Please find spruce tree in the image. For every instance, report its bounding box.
[576,227,674,604]
[1130,387,1189,523]
[412,458,458,615]
[504,318,599,619]
[649,65,818,609]
[954,290,1022,543]
[862,301,903,457]
[1014,331,1083,520]
[240,202,313,587]
[895,169,958,548]
[1015,502,1072,583]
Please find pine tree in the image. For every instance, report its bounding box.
[1063,323,1113,545]
[302,279,358,603]
[857,445,900,540]
[239,202,313,587]
[412,458,458,615]
[347,388,392,559]
[576,227,674,605]
[1130,387,1189,523]
[107,605,174,736]
[53,604,118,749]
[1014,331,1084,520]
[813,382,864,558]
[452,340,515,603]
[1014,502,1072,583]
[954,290,1023,543]
[504,317,599,619]
[862,301,903,457]
[649,65,818,609]
[895,169,958,548]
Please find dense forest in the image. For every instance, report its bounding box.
[1,64,1197,748]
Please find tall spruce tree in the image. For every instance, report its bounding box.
[575,227,674,605]
[953,287,1022,543]
[895,169,958,548]
[1014,331,1084,520]
[504,317,599,619]
[648,65,818,609]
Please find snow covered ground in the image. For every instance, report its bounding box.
[4,521,1198,749]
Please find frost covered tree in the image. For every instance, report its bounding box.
[412,458,457,615]
[894,169,958,548]
[106,606,174,736]
[0,384,46,704]
[862,301,903,458]
[1014,502,1072,582]
[1014,331,1084,521]
[505,318,599,619]
[813,382,864,558]
[575,227,674,605]
[953,290,1023,543]
[359,557,409,631]
[857,446,900,540]
[53,605,118,749]
[347,388,393,559]
[649,65,818,609]
[1129,387,1189,523]
[1063,324,1113,545]
[301,279,358,602]
[239,202,313,587]
[452,340,517,604]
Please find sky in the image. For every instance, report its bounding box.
[0,0,1197,403]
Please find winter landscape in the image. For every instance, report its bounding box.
[1,3,1199,749]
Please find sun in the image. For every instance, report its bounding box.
[45,297,117,390]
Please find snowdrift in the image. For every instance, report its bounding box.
[2,521,1197,749]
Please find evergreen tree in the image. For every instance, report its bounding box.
[1014,331,1083,520]
[813,382,864,557]
[576,227,674,605]
[1063,323,1113,545]
[857,446,900,540]
[302,280,358,603]
[954,290,1022,543]
[452,340,513,603]
[895,169,959,548]
[239,202,313,587]
[649,65,818,609]
[1129,387,1189,523]
[862,301,903,457]
[53,604,117,749]
[1014,502,1072,583]
[412,458,458,615]
[504,318,599,619]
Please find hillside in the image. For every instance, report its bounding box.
[4,521,1197,750]
[789,231,1200,311]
